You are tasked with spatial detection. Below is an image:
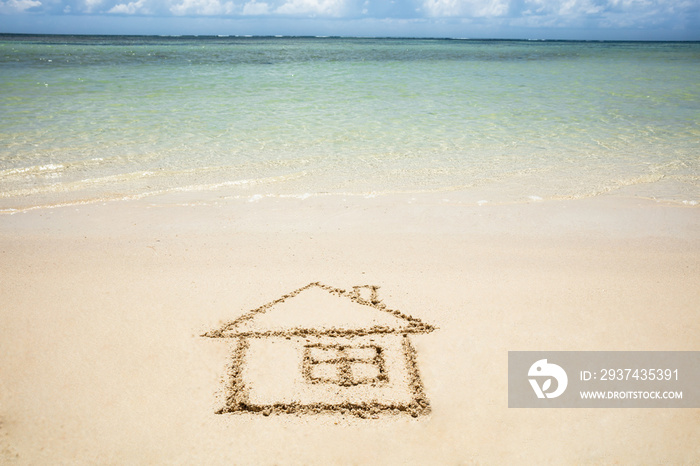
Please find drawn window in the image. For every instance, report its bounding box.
[303,343,388,386]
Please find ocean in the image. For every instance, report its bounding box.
[1,35,698,213]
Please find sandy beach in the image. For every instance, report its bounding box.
[0,193,698,464]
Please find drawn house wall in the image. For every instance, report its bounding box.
[204,282,436,417]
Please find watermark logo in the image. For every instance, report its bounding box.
[510,352,699,408]
[528,359,568,399]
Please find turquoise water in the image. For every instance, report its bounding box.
[1,35,698,212]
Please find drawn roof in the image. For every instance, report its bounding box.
[204,282,435,338]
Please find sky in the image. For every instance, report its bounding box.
[0,0,699,40]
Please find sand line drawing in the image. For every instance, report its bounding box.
[203,282,436,417]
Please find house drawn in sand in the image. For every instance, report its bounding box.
[203,282,436,417]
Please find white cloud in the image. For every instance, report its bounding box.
[422,0,459,16]
[516,0,698,31]
[518,0,648,28]
[607,0,653,8]
[525,0,604,17]
[275,0,346,17]
[170,0,235,15]
[108,0,148,13]
[0,0,41,13]
[84,0,103,13]
[422,0,509,18]
[242,0,270,14]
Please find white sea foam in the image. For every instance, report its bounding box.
[0,163,65,178]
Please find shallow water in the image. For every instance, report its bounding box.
[1,36,698,212]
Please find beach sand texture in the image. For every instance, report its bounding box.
[1,194,698,464]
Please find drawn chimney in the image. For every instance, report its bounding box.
[352,285,382,306]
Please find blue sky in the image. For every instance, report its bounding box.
[1,0,699,39]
